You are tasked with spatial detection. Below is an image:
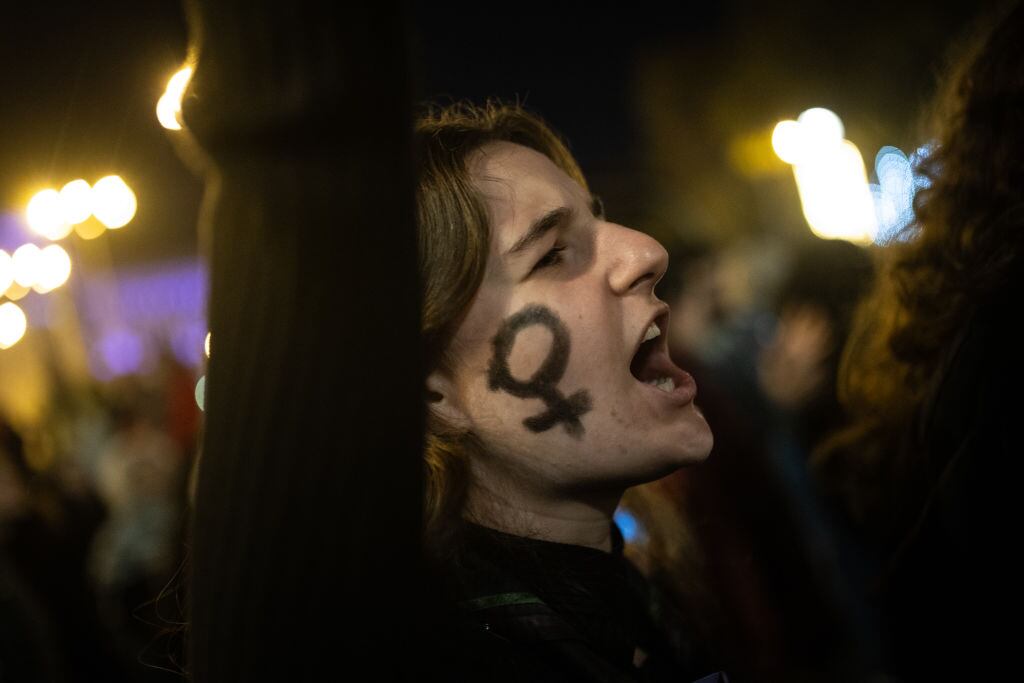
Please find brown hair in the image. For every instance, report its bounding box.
[814,2,1024,538]
[414,101,587,554]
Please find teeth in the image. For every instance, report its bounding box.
[644,376,675,393]
[643,322,661,343]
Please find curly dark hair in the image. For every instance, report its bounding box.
[814,1,1024,540]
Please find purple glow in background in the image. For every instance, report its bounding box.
[76,259,208,378]
[99,329,145,377]
[0,212,33,252]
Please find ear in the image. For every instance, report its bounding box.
[425,370,471,431]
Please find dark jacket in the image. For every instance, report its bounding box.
[435,522,726,682]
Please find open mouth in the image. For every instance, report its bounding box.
[629,312,678,393]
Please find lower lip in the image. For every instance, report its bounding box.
[638,363,697,406]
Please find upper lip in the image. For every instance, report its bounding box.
[631,304,671,362]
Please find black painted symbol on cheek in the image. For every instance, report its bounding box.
[487,304,593,438]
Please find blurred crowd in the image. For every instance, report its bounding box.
[1,349,197,681]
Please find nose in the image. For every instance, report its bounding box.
[604,223,669,297]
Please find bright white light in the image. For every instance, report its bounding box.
[58,179,93,225]
[772,120,806,164]
[792,140,878,244]
[0,302,28,350]
[772,109,845,166]
[26,189,73,240]
[157,65,194,131]
[797,108,845,153]
[909,142,935,191]
[204,331,211,358]
[0,250,13,294]
[195,375,206,411]
[91,175,137,229]
[156,93,183,131]
[32,244,72,293]
[12,244,42,288]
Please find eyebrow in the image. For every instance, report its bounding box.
[505,206,573,258]
[503,195,605,259]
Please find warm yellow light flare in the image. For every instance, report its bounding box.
[26,189,72,240]
[0,302,28,350]
[792,140,878,244]
[0,250,13,294]
[157,65,194,130]
[12,244,42,288]
[91,175,137,229]
[3,282,29,302]
[204,331,211,358]
[74,220,107,240]
[32,244,72,293]
[59,179,93,225]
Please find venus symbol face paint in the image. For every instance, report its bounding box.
[487,304,592,438]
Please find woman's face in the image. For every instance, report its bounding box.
[432,142,711,503]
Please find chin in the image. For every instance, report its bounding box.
[626,435,714,486]
[661,405,714,464]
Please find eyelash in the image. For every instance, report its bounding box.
[532,244,566,273]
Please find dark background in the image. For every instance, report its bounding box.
[0,0,988,264]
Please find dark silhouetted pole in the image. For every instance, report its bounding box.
[182,2,424,679]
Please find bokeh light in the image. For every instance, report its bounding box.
[26,189,72,240]
[0,301,28,350]
[613,508,645,544]
[12,243,42,287]
[771,120,805,165]
[32,244,72,293]
[909,143,935,190]
[204,331,211,358]
[74,219,107,240]
[796,107,845,151]
[59,179,93,225]
[0,250,13,294]
[195,375,206,411]
[870,144,931,244]
[3,282,30,302]
[773,109,878,243]
[792,140,878,244]
[773,108,846,167]
[157,65,194,131]
[91,175,137,229]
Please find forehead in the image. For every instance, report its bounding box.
[470,142,585,253]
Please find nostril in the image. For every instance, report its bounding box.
[628,271,656,292]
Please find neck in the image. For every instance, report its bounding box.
[465,479,621,553]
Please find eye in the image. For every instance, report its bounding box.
[531,244,566,273]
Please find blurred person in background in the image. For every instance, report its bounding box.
[1,412,127,682]
[757,237,875,455]
[649,236,878,681]
[89,377,186,679]
[815,3,1024,679]
[1,415,60,682]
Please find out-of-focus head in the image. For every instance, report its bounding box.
[415,103,711,542]
[912,1,1024,286]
